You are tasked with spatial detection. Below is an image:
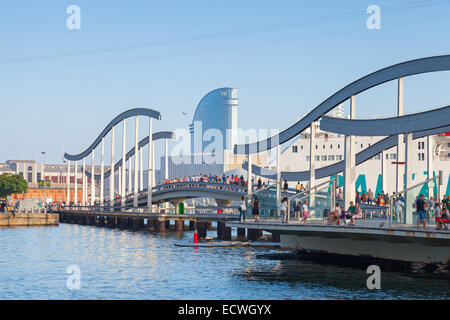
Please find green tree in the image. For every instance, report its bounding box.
[0,173,28,200]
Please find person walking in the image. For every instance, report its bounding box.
[280,197,288,223]
[239,196,246,222]
[252,196,260,222]
[301,200,309,225]
[294,199,301,220]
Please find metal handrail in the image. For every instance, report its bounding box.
[287,178,335,201]
[286,178,337,222]
[245,183,276,200]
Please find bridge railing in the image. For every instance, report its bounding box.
[106,181,249,204]
[287,178,336,221]
[55,204,240,216]
[152,181,248,194]
[244,184,278,220]
[243,179,337,222]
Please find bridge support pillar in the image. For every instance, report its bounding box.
[405,132,414,224]
[146,219,156,231]
[221,226,232,241]
[132,218,144,230]
[247,229,262,241]
[343,96,356,211]
[157,219,166,232]
[165,220,171,230]
[175,220,184,232]
[271,233,280,242]
[87,215,95,225]
[94,216,101,226]
[119,218,128,229]
[189,220,197,231]
[107,216,118,228]
[217,222,224,239]
[79,215,87,225]
[197,222,207,239]
[237,228,246,239]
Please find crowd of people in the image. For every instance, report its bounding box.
[163,174,248,186]
[326,201,363,226]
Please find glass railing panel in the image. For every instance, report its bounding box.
[244,184,278,221]
[390,176,440,226]
[288,182,334,221]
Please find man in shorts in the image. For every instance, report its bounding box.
[415,194,428,229]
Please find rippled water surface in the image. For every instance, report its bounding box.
[0,224,449,299]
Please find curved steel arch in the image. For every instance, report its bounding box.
[243,124,450,181]
[233,55,450,154]
[84,131,175,179]
[320,105,450,136]
[64,108,162,161]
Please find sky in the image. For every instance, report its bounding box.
[1,0,450,166]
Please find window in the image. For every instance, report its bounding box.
[315,155,320,161]
[27,172,33,183]
[300,145,303,150]
[418,153,425,161]
[390,154,397,160]
[323,145,325,149]
[336,155,343,161]
[37,173,41,181]
[386,154,389,160]
[315,145,318,149]
[292,146,298,153]
[321,155,327,161]
[28,166,33,171]
[337,144,340,149]
[330,144,333,149]
[328,155,335,161]
[361,144,363,148]
[418,141,425,150]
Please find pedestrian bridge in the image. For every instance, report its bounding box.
[119,181,249,207]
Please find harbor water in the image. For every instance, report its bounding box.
[0,224,449,300]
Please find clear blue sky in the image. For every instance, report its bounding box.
[1,0,450,165]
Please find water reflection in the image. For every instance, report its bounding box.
[0,224,448,300]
